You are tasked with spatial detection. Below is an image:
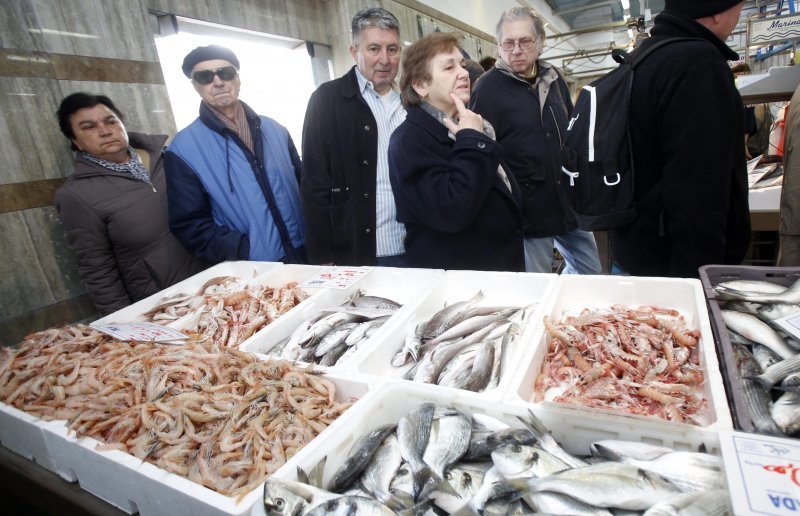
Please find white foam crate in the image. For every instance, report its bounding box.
[29,373,370,516]
[240,267,444,372]
[349,270,557,401]
[0,402,56,473]
[92,260,282,325]
[505,274,732,430]
[252,380,723,516]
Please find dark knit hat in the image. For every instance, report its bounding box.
[664,0,743,19]
[181,45,240,78]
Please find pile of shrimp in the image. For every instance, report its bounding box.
[0,324,352,500]
[535,304,709,425]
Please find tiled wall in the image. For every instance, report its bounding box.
[0,0,495,346]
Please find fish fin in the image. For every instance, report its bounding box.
[296,465,310,486]
[742,375,775,390]
[308,456,326,488]
[397,498,437,516]
[516,409,547,440]
[773,384,800,393]
[412,465,434,501]
[590,442,624,462]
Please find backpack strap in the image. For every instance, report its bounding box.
[628,37,706,69]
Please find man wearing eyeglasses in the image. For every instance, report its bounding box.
[470,7,601,275]
[164,44,306,265]
[301,8,406,267]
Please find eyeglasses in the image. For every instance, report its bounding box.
[500,38,537,51]
[192,66,238,85]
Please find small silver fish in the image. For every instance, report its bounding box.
[397,403,435,500]
[422,291,485,340]
[750,354,800,390]
[329,423,397,493]
[517,410,587,469]
[360,434,406,511]
[721,310,796,360]
[732,344,782,435]
[771,390,800,435]
[591,440,675,462]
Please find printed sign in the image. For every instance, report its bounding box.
[775,310,800,341]
[91,322,189,343]
[721,431,800,515]
[300,267,372,289]
[750,13,800,46]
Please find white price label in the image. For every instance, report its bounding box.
[300,267,372,289]
[91,322,189,343]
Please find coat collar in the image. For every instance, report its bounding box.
[198,100,260,134]
[73,132,167,179]
[651,11,740,61]
[341,66,363,99]
[405,104,453,144]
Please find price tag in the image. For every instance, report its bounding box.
[720,430,800,515]
[774,310,800,341]
[300,267,372,289]
[91,322,189,343]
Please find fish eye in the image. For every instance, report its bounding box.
[463,473,472,486]
[511,444,521,453]
[444,472,452,480]
[275,498,285,510]
[397,467,409,476]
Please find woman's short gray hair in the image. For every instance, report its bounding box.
[352,8,400,45]
[496,7,546,44]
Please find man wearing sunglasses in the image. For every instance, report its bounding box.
[164,45,306,265]
[470,8,601,275]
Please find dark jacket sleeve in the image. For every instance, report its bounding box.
[300,89,335,264]
[659,57,739,276]
[164,150,249,264]
[389,126,501,233]
[54,187,131,315]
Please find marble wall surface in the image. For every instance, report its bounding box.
[0,0,173,343]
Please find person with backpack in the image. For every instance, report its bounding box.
[470,7,602,275]
[610,0,750,278]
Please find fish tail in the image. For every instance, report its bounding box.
[743,374,776,390]
[516,409,547,441]
[411,465,434,501]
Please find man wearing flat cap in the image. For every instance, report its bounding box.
[164,44,306,264]
[610,0,750,278]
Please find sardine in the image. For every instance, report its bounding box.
[300,312,364,348]
[461,340,495,392]
[422,408,471,481]
[591,440,675,462]
[594,445,723,493]
[491,443,570,479]
[314,322,360,357]
[304,495,396,515]
[716,278,800,304]
[517,410,587,468]
[437,347,477,389]
[721,310,796,359]
[749,353,800,390]
[715,280,787,296]
[732,344,782,435]
[423,291,485,340]
[360,434,405,510]
[752,344,783,372]
[329,423,397,493]
[345,317,389,347]
[318,342,349,367]
[643,489,732,516]
[463,428,536,461]
[428,309,515,345]
[414,323,499,384]
[397,403,435,500]
[516,462,683,511]
[758,302,800,320]
[263,477,339,515]
[771,390,800,435]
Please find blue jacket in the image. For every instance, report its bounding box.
[165,101,305,264]
[389,105,525,272]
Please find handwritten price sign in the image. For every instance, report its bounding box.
[300,267,372,289]
[91,322,189,343]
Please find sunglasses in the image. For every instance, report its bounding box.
[192,66,238,85]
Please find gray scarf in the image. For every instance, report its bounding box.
[81,147,151,184]
[420,101,511,191]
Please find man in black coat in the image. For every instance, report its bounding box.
[301,8,407,267]
[611,0,750,278]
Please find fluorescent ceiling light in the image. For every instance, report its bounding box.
[621,0,630,9]
[27,28,99,39]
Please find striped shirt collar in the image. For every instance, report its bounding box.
[354,66,399,99]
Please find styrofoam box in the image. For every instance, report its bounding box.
[0,402,57,473]
[240,267,444,371]
[92,261,282,325]
[17,374,370,516]
[350,270,557,400]
[252,380,723,516]
[506,274,733,430]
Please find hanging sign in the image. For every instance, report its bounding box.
[750,13,800,46]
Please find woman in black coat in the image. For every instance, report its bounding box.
[388,33,525,271]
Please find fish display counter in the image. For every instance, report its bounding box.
[349,270,557,400]
[506,274,732,430]
[252,381,729,515]
[700,265,800,439]
[240,267,444,372]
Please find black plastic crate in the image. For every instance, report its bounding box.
[699,264,800,436]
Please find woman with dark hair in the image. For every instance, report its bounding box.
[388,33,524,271]
[54,92,206,316]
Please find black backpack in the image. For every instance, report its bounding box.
[558,37,700,231]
